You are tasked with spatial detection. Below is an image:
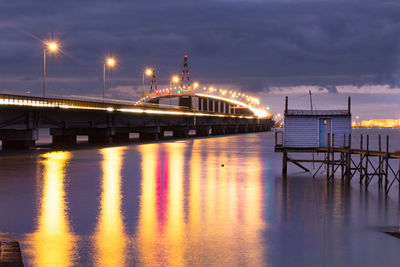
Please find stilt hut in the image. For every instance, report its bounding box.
[283,96,351,148]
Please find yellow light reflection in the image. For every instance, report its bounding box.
[136,144,159,265]
[135,138,266,265]
[165,142,185,266]
[242,152,266,266]
[93,147,127,266]
[26,151,77,267]
[188,140,202,241]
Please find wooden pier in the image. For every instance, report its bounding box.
[0,241,23,267]
[275,132,400,195]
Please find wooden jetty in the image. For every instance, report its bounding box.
[276,133,400,194]
[0,241,24,267]
[275,96,400,195]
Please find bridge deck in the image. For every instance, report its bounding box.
[0,93,265,119]
[0,93,272,149]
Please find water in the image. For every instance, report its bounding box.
[0,130,400,266]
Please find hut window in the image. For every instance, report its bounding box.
[323,119,328,125]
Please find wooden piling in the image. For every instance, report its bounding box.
[360,134,364,184]
[379,134,382,186]
[346,134,351,183]
[327,133,330,180]
[0,241,24,267]
[385,135,389,193]
[331,133,335,180]
[365,135,369,187]
[282,152,288,177]
[341,134,345,180]
[275,132,400,195]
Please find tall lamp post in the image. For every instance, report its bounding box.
[43,41,59,97]
[103,57,116,103]
[143,68,153,97]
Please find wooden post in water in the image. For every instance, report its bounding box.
[327,133,330,180]
[365,135,369,187]
[385,135,389,193]
[331,133,335,180]
[360,134,364,184]
[379,134,382,186]
[341,133,345,180]
[0,241,24,266]
[346,134,352,183]
[282,152,288,177]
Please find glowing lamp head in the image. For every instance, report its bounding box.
[177,89,181,94]
[193,82,199,89]
[145,68,153,76]
[46,42,59,52]
[106,57,116,67]
[172,75,179,84]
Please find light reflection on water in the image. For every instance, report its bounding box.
[135,140,265,266]
[25,151,77,267]
[0,132,399,266]
[92,147,127,266]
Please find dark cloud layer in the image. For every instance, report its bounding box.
[0,0,399,97]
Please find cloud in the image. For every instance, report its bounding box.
[0,0,399,97]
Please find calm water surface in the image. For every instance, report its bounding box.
[0,130,400,266]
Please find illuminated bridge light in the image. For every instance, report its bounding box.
[0,92,272,119]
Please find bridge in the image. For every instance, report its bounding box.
[0,92,272,149]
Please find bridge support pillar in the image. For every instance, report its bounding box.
[226,125,238,134]
[139,132,161,140]
[113,132,130,143]
[247,125,256,133]
[173,128,189,138]
[0,129,37,150]
[196,126,210,136]
[52,134,77,146]
[238,125,248,133]
[139,126,161,141]
[88,128,115,144]
[211,125,226,135]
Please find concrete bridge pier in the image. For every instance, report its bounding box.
[211,125,226,135]
[88,128,114,144]
[173,127,189,138]
[196,126,211,136]
[50,128,77,146]
[113,132,130,143]
[52,134,77,146]
[139,126,162,141]
[247,125,256,132]
[226,125,238,134]
[238,125,248,133]
[0,129,37,150]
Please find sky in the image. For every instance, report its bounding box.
[0,0,400,120]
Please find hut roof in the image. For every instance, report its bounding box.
[286,109,350,116]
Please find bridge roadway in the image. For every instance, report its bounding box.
[0,93,272,149]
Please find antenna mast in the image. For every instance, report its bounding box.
[180,55,191,93]
[149,69,157,93]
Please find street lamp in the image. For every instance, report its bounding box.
[193,82,199,92]
[142,68,153,96]
[171,75,180,93]
[43,41,59,97]
[103,57,116,103]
